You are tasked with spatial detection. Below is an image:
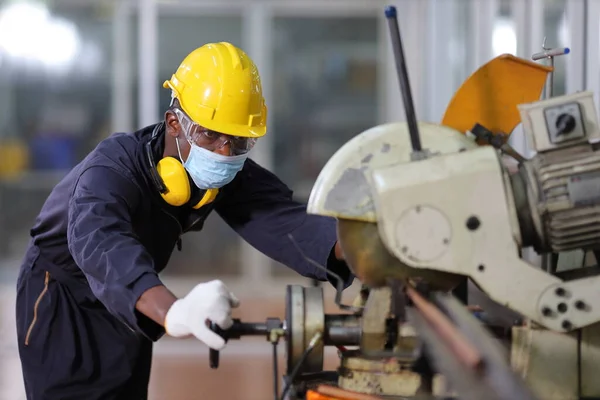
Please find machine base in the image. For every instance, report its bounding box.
[338,352,450,398]
[512,323,600,400]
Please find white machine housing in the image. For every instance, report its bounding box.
[308,91,600,335]
[367,92,600,333]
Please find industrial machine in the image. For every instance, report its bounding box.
[210,5,600,400]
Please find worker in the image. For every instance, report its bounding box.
[15,42,354,400]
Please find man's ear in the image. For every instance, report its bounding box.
[165,109,181,138]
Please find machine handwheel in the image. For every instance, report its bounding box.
[284,285,325,378]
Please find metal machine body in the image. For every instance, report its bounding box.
[212,279,536,400]
[354,91,600,330]
[304,47,600,400]
[309,121,477,292]
[209,5,600,400]
[211,283,451,399]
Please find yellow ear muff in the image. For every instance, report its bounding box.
[156,156,191,206]
[156,156,220,208]
[192,188,219,209]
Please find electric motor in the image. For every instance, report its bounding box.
[510,91,600,255]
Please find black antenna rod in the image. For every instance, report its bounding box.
[385,5,422,153]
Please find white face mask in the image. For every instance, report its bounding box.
[176,137,248,189]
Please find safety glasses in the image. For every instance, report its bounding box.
[173,108,257,155]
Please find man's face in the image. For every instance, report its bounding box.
[165,106,259,161]
[165,108,233,160]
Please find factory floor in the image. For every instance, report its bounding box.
[148,339,342,400]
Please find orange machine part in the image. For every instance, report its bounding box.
[306,390,343,400]
[309,385,385,400]
[441,54,553,138]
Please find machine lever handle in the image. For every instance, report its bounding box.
[209,348,219,369]
[208,321,228,369]
[207,318,273,369]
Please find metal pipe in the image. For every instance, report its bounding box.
[324,315,361,346]
[406,286,483,370]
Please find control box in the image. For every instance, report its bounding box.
[518,91,600,153]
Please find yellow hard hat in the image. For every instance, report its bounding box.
[163,42,267,138]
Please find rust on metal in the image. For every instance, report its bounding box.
[336,219,464,290]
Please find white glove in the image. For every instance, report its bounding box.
[164,280,240,350]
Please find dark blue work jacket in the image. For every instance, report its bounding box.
[20,123,353,341]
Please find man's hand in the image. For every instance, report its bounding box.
[164,280,240,350]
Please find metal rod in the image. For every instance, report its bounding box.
[406,286,483,370]
[272,342,279,400]
[384,5,422,153]
[431,293,539,400]
[531,47,571,60]
[233,322,269,337]
[547,57,555,98]
[531,38,570,100]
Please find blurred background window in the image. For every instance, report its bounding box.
[271,17,378,201]
[0,1,136,258]
[0,0,590,286]
[0,0,588,284]
[269,16,379,277]
[544,0,568,96]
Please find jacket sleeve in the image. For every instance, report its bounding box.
[67,165,165,340]
[215,159,354,289]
